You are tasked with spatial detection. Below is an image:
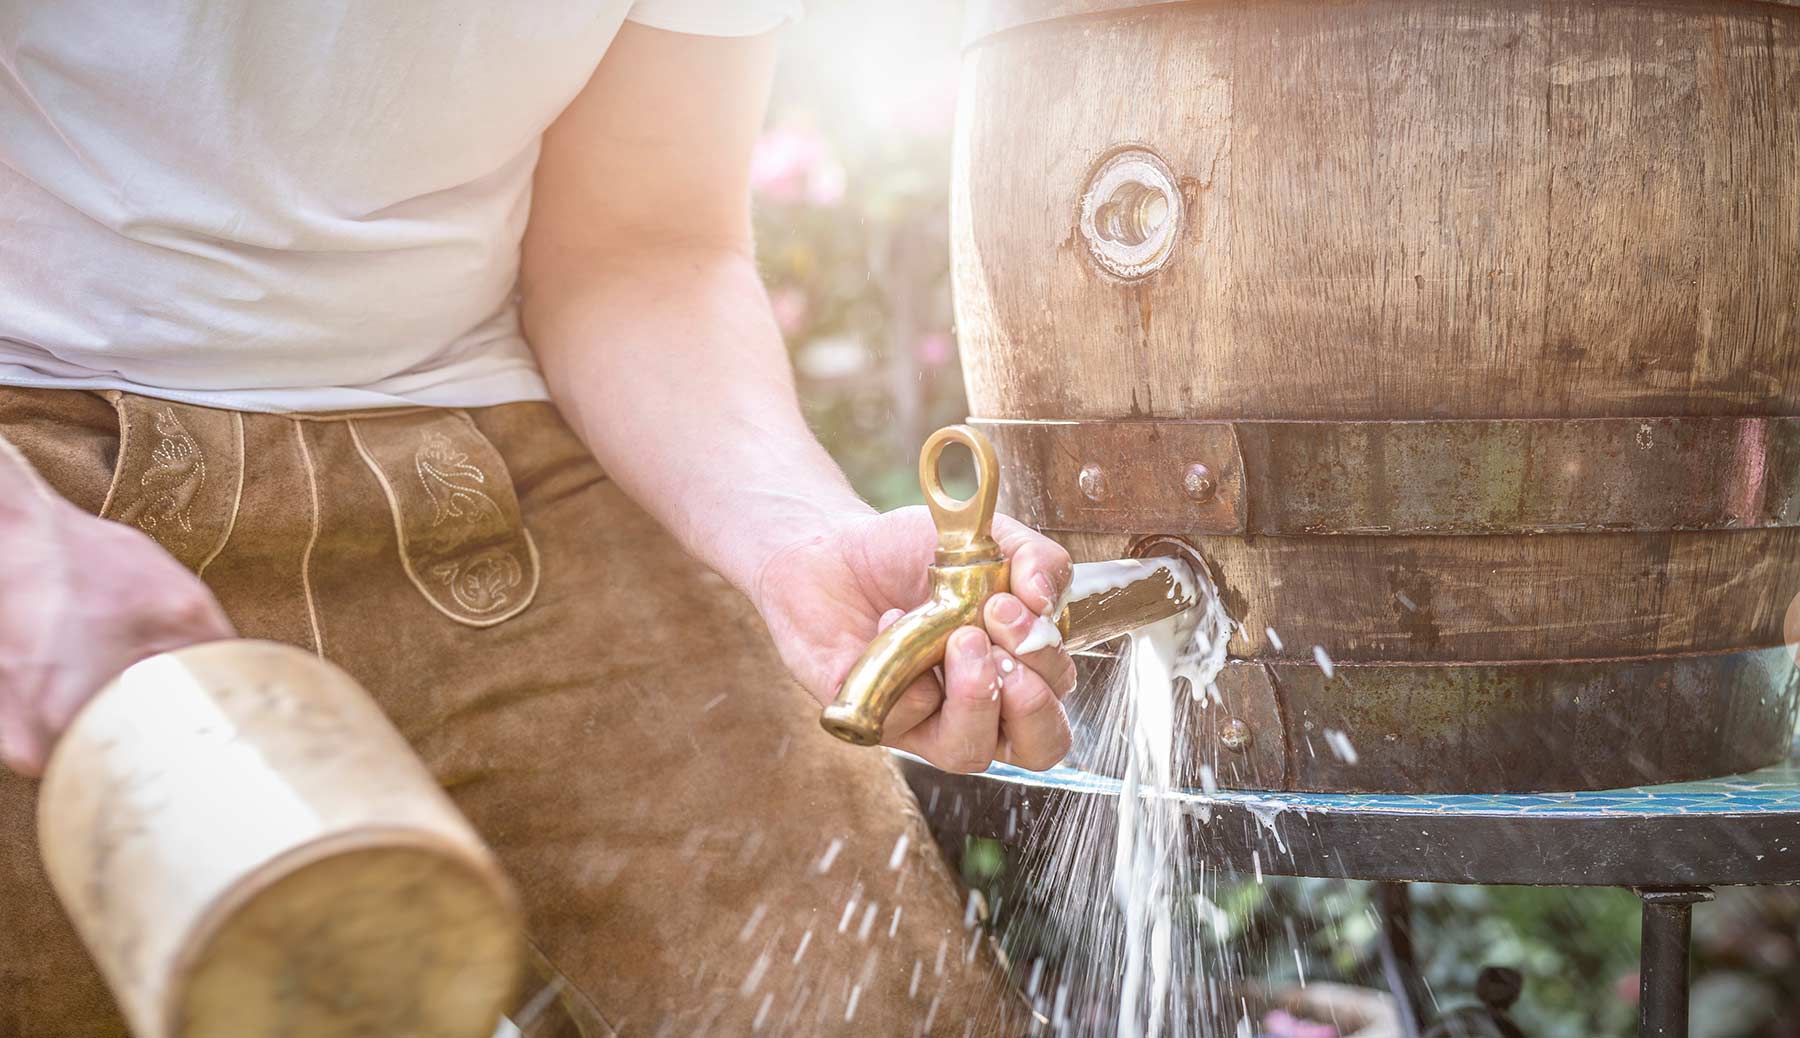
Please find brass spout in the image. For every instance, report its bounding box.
[821,558,1009,745]
[821,427,1207,747]
[822,426,1009,745]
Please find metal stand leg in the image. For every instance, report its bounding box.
[1637,887,1713,1038]
[1375,882,1429,1037]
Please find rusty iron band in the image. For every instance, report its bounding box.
[971,416,1800,537]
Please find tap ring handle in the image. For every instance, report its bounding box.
[919,425,1001,558]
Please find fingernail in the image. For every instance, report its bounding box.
[955,628,988,660]
[1031,573,1057,608]
[992,596,1023,624]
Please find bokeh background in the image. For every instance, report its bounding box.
[759,4,1800,1034]
[758,3,966,509]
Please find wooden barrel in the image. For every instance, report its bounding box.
[954,0,1800,793]
[38,640,521,1038]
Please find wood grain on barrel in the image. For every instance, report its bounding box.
[954,0,1800,421]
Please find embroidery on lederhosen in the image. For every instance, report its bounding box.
[347,410,539,627]
[415,430,526,615]
[99,395,245,573]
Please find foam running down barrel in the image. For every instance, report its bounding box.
[38,640,521,1038]
[954,0,1800,793]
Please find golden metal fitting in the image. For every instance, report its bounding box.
[821,426,1010,745]
[820,427,1203,748]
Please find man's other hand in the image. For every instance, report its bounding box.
[0,462,234,776]
[753,507,1076,774]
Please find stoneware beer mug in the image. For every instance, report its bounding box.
[37,639,521,1038]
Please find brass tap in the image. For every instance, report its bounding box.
[821,426,1202,747]
[821,426,1010,745]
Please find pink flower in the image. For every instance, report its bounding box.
[770,287,809,336]
[1614,971,1640,1005]
[915,331,954,367]
[1263,1010,1339,1038]
[751,124,847,208]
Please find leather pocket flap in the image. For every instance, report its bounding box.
[348,410,540,627]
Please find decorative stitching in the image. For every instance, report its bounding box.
[293,421,327,657]
[96,393,132,519]
[99,398,242,574]
[283,406,437,423]
[412,429,523,616]
[346,416,539,628]
[430,546,526,617]
[415,431,503,531]
[119,408,206,549]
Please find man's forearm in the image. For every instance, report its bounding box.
[522,243,874,598]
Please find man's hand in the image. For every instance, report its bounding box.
[0,447,234,776]
[753,508,1077,773]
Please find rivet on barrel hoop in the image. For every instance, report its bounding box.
[1078,148,1182,281]
[1077,463,1108,502]
[1219,718,1253,752]
[1182,463,1217,503]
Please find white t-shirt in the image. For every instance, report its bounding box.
[0,0,798,412]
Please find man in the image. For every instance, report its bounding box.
[0,3,1078,1035]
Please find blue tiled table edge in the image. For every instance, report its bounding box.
[957,732,1800,820]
